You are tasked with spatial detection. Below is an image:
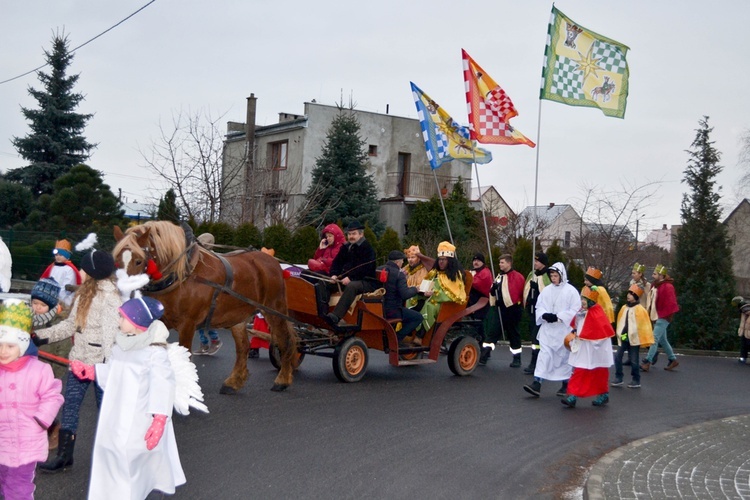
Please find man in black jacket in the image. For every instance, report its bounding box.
[324,220,377,328]
[380,250,422,342]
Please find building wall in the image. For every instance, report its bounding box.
[542,206,582,249]
[725,200,750,294]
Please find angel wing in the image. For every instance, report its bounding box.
[167,343,209,415]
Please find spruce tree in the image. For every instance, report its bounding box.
[672,116,736,350]
[302,109,381,232]
[9,33,95,196]
[157,189,181,222]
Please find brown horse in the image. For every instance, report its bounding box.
[112,221,297,394]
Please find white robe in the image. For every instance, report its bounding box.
[90,345,185,500]
[568,311,615,369]
[533,262,581,381]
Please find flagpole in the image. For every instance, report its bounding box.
[531,99,544,274]
[471,150,496,278]
[433,170,454,246]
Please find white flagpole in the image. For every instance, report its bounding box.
[531,99,544,273]
[432,169,454,246]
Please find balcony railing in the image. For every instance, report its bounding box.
[385,172,471,200]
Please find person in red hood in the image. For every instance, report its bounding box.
[307,223,345,275]
[641,264,680,372]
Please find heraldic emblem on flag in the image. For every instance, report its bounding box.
[411,82,492,170]
[462,49,535,147]
[540,6,630,118]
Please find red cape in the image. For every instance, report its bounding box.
[579,304,615,340]
[41,261,82,285]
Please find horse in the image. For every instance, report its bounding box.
[112,221,297,394]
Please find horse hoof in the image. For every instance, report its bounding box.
[219,385,238,395]
[270,384,289,392]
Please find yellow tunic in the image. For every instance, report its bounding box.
[615,304,654,347]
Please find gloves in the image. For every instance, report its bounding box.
[70,360,96,381]
[145,414,168,450]
[529,281,539,291]
[542,313,558,323]
[31,333,49,347]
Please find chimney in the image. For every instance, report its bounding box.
[549,202,555,208]
[662,224,667,230]
[242,94,257,222]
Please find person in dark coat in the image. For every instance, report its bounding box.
[323,220,377,328]
[379,251,422,342]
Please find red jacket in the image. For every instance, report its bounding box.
[654,277,679,321]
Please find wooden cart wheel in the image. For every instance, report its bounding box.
[447,336,479,376]
[333,336,368,383]
[269,345,304,371]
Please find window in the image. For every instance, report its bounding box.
[269,141,288,170]
[368,145,378,156]
[564,231,571,248]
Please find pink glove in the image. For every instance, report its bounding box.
[145,414,167,450]
[70,360,95,381]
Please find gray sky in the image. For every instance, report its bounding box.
[2,1,749,238]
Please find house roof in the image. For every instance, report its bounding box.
[519,204,574,224]
[724,198,750,224]
[121,202,155,220]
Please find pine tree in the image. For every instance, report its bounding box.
[672,116,736,350]
[157,189,181,222]
[302,109,381,232]
[9,33,95,196]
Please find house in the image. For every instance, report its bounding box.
[724,199,750,294]
[643,224,677,252]
[518,203,583,249]
[469,186,514,225]
[220,95,473,238]
[121,201,155,224]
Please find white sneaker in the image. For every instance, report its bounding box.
[193,343,210,355]
[206,340,223,356]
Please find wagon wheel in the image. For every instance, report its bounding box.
[269,345,305,371]
[333,336,368,383]
[447,336,479,376]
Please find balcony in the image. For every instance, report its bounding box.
[385,172,471,200]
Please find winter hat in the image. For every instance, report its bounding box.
[534,252,548,266]
[581,285,599,303]
[53,239,72,260]
[472,253,486,264]
[119,296,165,331]
[655,264,668,276]
[632,262,646,273]
[585,266,603,286]
[197,233,215,248]
[732,296,745,307]
[30,277,61,309]
[0,299,32,355]
[388,250,405,261]
[628,283,644,298]
[80,250,115,280]
[437,241,456,258]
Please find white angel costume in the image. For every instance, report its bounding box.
[533,262,581,381]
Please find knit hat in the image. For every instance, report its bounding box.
[628,283,644,298]
[581,285,599,303]
[119,296,165,331]
[585,266,603,286]
[52,239,72,260]
[534,252,548,266]
[0,299,32,355]
[30,277,61,309]
[655,264,668,276]
[80,250,115,280]
[632,262,646,273]
[437,241,456,258]
[472,252,486,264]
[404,245,421,258]
[388,250,405,261]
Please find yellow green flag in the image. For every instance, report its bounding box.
[541,6,629,118]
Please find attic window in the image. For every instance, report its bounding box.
[368,145,378,156]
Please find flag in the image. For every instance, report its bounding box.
[540,6,629,118]
[411,82,493,170]
[462,49,536,147]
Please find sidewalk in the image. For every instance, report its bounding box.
[585,414,750,499]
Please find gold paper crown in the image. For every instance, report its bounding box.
[628,283,644,298]
[632,263,646,273]
[585,266,603,280]
[655,264,668,275]
[0,299,32,335]
[436,241,456,258]
[54,239,72,252]
[581,285,599,302]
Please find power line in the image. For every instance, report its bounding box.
[0,1,157,86]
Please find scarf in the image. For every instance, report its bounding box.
[116,329,155,351]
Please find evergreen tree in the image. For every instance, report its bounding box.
[673,116,736,350]
[288,226,320,264]
[377,227,402,264]
[9,34,95,196]
[157,189,181,222]
[262,224,292,260]
[0,179,33,228]
[302,109,381,233]
[234,222,262,249]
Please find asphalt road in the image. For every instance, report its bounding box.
[35,332,750,499]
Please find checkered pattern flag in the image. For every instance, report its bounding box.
[540,6,630,118]
[462,49,535,147]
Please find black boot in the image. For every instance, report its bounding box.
[523,380,541,397]
[479,346,492,365]
[38,429,75,473]
[524,350,539,374]
[313,282,329,317]
[556,381,568,397]
[510,354,522,368]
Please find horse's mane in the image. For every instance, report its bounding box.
[113,221,191,282]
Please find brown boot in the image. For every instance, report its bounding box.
[640,361,651,372]
[48,420,61,450]
[664,359,680,371]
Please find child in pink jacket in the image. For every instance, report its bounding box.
[0,299,63,499]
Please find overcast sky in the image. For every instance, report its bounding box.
[2,1,749,238]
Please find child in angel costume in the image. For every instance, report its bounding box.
[70,296,207,500]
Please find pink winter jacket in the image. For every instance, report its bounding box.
[0,356,63,467]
